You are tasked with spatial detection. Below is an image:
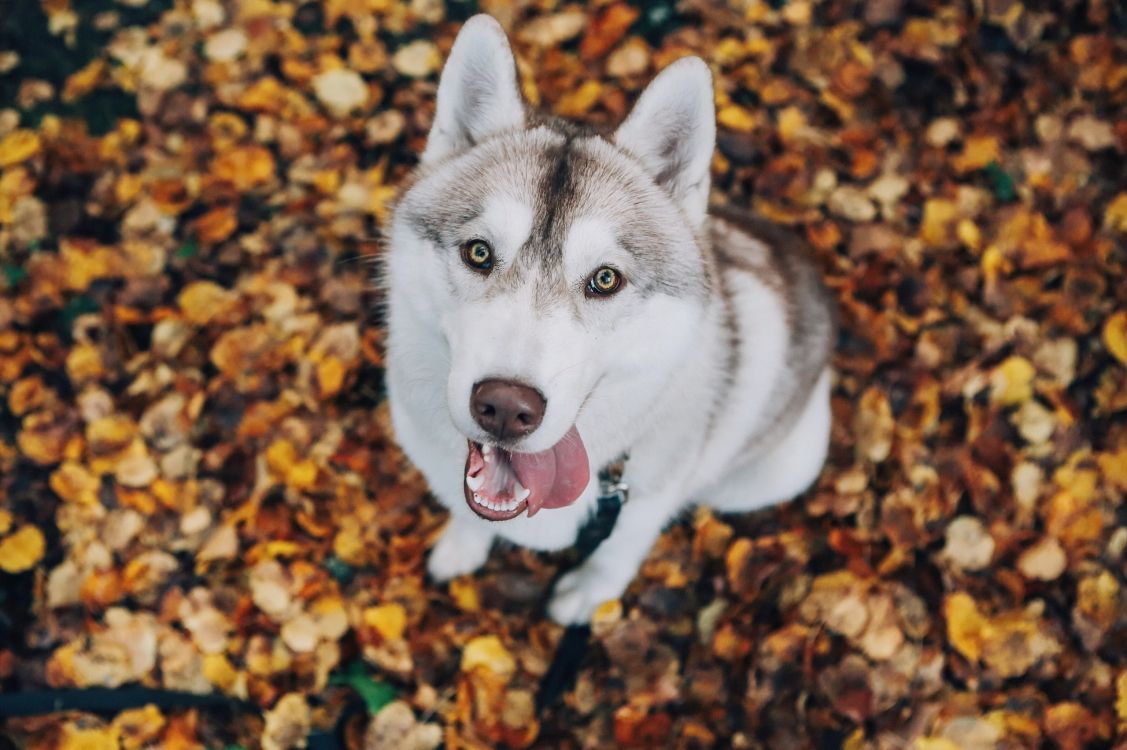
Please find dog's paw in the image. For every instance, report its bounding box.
[426,524,493,582]
[548,564,622,625]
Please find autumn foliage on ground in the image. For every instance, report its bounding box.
[1,0,1127,748]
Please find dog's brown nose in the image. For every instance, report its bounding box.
[470,379,545,440]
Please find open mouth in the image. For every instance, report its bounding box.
[463,426,591,521]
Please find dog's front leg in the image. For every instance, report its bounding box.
[427,515,495,581]
[548,493,681,624]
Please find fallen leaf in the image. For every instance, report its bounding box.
[0,525,46,573]
[461,635,516,680]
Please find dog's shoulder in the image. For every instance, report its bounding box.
[707,205,834,316]
[707,203,836,381]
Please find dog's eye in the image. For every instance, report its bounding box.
[461,240,493,273]
[586,266,623,297]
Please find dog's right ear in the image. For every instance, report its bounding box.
[422,15,524,164]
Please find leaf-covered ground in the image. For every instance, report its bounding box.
[1,1,1127,748]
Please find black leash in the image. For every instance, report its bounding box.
[535,457,628,712]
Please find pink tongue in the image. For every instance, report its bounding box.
[511,426,589,516]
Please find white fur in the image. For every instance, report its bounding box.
[422,15,524,164]
[614,57,716,227]
[386,16,832,624]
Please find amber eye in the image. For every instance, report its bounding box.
[461,240,493,272]
[586,266,623,297]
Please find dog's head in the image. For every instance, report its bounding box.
[389,15,715,521]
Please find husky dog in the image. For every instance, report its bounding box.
[384,15,834,624]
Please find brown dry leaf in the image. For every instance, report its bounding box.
[392,41,441,79]
[262,692,311,750]
[942,516,995,572]
[312,67,371,115]
[364,701,443,750]
[193,205,239,244]
[606,37,650,78]
[853,387,893,462]
[1017,536,1067,581]
[518,12,587,47]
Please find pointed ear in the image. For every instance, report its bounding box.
[614,57,715,226]
[422,15,525,164]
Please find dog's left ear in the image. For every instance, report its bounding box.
[422,15,525,164]
[615,57,715,227]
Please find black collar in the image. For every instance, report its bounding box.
[572,454,629,562]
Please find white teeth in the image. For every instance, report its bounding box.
[466,474,484,491]
[471,485,525,514]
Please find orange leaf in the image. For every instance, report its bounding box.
[580,4,641,60]
[211,145,276,191]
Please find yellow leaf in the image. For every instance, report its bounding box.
[718,104,758,133]
[0,129,41,168]
[0,525,46,573]
[1103,311,1127,365]
[113,704,166,750]
[556,80,603,118]
[237,76,286,113]
[1044,490,1104,550]
[63,59,106,102]
[1116,671,1127,722]
[920,198,959,247]
[332,525,366,565]
[316,356,345,398]
[944,591,988,662]
[956,218,981,250]
[265,439,318,490]
[591,599,623,637]
[203,653,239,690]
[1104,192,1127,233]
[461,634,516,680]
[952,134,1001,173]
[990,356,1036,405]
[1098,448,1127,491]
[0,510,11,535]
[59,725,119,750]
[449,578,480,612]
[178,280,236,325]
[50,462,101,506]
[776,106,805,142]
[364,602,407,641]
[1076,571,1120,628]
